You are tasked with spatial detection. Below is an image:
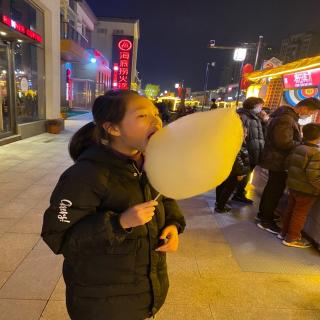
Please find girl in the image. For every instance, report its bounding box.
[41,90,186,320]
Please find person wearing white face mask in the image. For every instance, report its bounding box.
[233,97,266,204]
[257,98,320,235]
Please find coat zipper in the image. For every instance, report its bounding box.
[132,162,142,178]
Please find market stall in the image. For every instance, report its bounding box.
[246,55,320,122]
[247,56,320,247]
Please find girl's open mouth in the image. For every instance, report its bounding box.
[147,129,158,141]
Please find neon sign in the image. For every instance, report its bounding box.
[112,36,133,90]
[1,15,42,43]
[66,68,72,102]
[118,40,132,51]
[283,68,320,89]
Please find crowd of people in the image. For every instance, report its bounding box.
[214,96,320,249]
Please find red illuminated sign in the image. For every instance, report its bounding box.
[118,40,132,51]
[112,63,119,88]
[283,68,320,89]
[112,37,133,90]
[1,15,42,43]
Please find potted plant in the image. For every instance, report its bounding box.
[46,118,64,134]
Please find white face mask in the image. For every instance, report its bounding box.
[298,116,313,126]
[252,106,262,114]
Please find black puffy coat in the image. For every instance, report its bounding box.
[231,144,251,176]
[41,145,186,320]
[237,108,265,168]
[261,106,301,172]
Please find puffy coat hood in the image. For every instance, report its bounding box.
[270,106,299,121]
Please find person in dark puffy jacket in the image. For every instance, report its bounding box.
[257,98,320,235]
[234,97,265,204]
[215,128,251,213]
[41,90,186,320]
[279,123,320,248]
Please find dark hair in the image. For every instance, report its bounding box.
[211,98,216,102]
[302,123,320,141]
[243,97,264,110]
[296,98,320,110]
[69,90,139,161]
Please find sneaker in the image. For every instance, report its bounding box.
[215,206,231,214]
[215,203,232,211]
[232,195,254,204]
[277,233,285,240]
[255,215,280,223]
[282,238,312,248]
[257,222,281,234]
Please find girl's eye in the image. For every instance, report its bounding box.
[138,114,147,118]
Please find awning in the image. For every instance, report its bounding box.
[247,55,320,81]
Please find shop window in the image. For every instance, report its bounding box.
[8,0,44,37]
[14,42,45,123]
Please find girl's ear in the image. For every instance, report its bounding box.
[102,122,121,137]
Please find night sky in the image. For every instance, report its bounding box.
[87,0,320,91]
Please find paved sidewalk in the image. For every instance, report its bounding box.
[0,116,319,320]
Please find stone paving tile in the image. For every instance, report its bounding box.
[0,200,35,219]
[167,254,200,277]
[210,306,320,320]
[50,276,65,301]
[195,242,242,276]
[0,272,11,289]
[207,273,320,311]
[41,300,69,320]
[156,303,213,320]
[8,213,43,234]
[0,246,63,300]
[0,233,39,271]
[165,273,214,306]
[0,218,17,233]
[0,299,46,320]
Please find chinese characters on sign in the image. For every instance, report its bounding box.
[283,68,320,89]
[112,37,133,90]
[1,15,42,43]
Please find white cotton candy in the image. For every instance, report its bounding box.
[144,108,243,200]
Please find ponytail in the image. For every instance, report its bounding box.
[69,122,98,161]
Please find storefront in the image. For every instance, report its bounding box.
[62,49,111,111]
[246,55,320,124]
[0,0,60,144]
[247,56,320,248]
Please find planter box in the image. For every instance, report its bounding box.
[46,118,64,134]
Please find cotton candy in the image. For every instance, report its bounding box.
[144,108,243,200]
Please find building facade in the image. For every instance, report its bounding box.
[92,18,140,91]
[60,0,111,111]
[0,0,60,145]
[280,32,320,63]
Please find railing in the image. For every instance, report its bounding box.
[61,21,90,49]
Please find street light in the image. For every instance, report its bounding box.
[233,48,247,106]
[203,62,216,110]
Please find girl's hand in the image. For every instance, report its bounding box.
[155,225,179,252]
[119,201,158,229]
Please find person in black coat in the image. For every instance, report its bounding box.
[233,97,265,204]
[41,90,186,320]
[257,98,320,235]
[215,128,251,213]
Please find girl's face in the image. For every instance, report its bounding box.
[109,96,162,154]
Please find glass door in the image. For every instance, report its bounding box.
[0,41,12,137]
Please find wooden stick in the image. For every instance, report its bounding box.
[154,193,161,201]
